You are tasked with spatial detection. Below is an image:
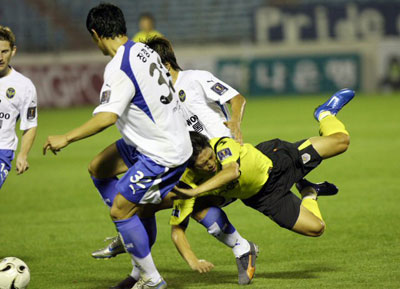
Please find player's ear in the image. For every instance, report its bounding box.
[11,45,17,57]
[91,29,101,41]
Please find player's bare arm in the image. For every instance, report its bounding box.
[225,94,246,144]
[16,127,37,174]
[43,112,118,155]
[174,162,240,198]
[171,223,214,273]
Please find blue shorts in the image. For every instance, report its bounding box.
[0,149,14,189]
[116,139,188,204]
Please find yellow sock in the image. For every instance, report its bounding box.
[302,197,323,221]
[319,115,349,136]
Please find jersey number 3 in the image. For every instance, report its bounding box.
[149,58,175,104]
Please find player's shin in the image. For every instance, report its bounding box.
[91,176,118,207]
[198,207,250,258]
[114,215,162,285]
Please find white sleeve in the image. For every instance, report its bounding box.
[93,69,135,117]
[197,71,239,104]
[19,83,38,131]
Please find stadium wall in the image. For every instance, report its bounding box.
[12,41,385,108]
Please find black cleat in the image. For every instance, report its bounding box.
[296,178,338,197]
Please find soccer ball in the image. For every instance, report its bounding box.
[0,257,30,289]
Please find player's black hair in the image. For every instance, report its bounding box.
[0,26,16,47]
[86,3,127,38]
[144,37,182,71]
[188,132,211,168]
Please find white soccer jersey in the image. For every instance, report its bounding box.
[93,41,192,167]
[175,70,239,139]
[0,68,38,151]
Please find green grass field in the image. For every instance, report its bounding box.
[1,94,400,289]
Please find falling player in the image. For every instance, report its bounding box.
[173,89,354,243]
[0,26,38,189]
[43,4,192,289]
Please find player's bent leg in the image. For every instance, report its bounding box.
[111,193,166,289]
[291,205,325,237]
[89,142,129,207]
[193,207,258,285]
[309,88,354,159]
[88,142,128,179]
[309,132,350,159]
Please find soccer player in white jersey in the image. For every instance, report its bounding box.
[0,26,38,189]
[92,37,253,289]
[43,4,191,289]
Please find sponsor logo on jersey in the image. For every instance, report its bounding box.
[6,87,15,99]
[27,107,37,120]
[171,208,180,218]
[100,90,111,104]
[211,82,228,96]
[217,148,232,161]
[178,89,186,102]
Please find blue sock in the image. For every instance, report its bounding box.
[114,215,150,258]
[199,206,236,234]
[140,216,157,248]
[91,176,118,207]
[199,207,250,257]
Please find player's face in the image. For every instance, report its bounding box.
[139,18,154,32]
[194,147,217,174]
[0,40,15,76]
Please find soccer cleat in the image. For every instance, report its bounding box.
[91,236,126,259]
[314,88,355,121]
[296,178,338,198]
[132,277,167,289]
[109,275,137,289]
[236,241,259,285]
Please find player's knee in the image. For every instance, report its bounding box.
[335,133,350,154]
[309,220,325,237]
[110,206,125,221]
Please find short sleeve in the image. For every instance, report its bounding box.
[93,69,135,117]
[214,138,241,166]
[19,83,38,131]
[197,71,239,104]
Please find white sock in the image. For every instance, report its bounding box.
[130,259,140,280]
[132,254,162,285]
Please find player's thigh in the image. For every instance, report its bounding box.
[138,192,175,218]
[110,193,141,220]
[291,205,325,237]
[89,142,128,178]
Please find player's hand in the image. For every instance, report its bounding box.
[172,186,197,199]
[224,120,243,144]
[190,259,214,274]
[43,135,69,155]
[15,153,29,175]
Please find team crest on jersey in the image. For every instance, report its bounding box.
[301,153,311,164]
[211,83,228,96]
[217,148,232,161]
[100,90,111,104]
[6,87,15,99]
[178,90,186,102]
[27,107,37,120]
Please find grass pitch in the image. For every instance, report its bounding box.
[1,94,399,289]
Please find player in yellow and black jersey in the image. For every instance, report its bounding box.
[174,88,355,237]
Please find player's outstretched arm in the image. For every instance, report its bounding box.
[171,224,214,273]
[225,94,246,144]
[173,162,240,198]
[16,127,37,175]
[43,112,118,155]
